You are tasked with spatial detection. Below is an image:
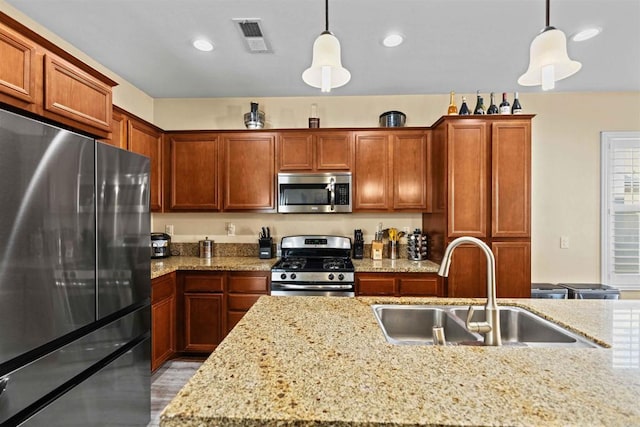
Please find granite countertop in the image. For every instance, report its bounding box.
[151,256,440,279]
[160,297,640,426]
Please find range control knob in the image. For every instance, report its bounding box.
[290,273,297,280]
[338,273,344,281]
[280,273,287,280]
[328,273,335,280]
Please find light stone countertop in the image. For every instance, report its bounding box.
[151,256,440,279]
[160,296,640,427]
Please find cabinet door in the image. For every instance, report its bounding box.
[316,132,352,171]
[101,108,128,149]
[0,24,36,104]
[446,243,487,298]
[356,274,395,296]
[493,241,531,298]
[222,133,275,211]
[354,133,390,211]
[491,121,531,237]
[128,118,163,211]
[43,54,112,132]
[278,132,314,171]
[184,293,223,353]
[151,274,175,372]
[392,131,427,210]
[168,133,219,211]
[447,121,489,237]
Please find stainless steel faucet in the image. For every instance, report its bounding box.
[437,236,502,346]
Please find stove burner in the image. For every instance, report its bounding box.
[323,259,346,271]
[279,258,306,270]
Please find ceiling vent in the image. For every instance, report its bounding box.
[233,18,272,53]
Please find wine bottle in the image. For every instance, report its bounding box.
[487,92,499,115]
[511,92,523,114]
[473,91,485,115]
[499,92,510,114]
[447,91,458,115]
[459,96,470,115]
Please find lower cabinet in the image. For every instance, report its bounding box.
[151,273,176,372]
[356,273,443,297]
[445,241,531,298]
[226,272,269,334]
[181,272,224,353]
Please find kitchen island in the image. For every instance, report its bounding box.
[159,297,640,426]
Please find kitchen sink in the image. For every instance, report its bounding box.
[371,305,478,345]
[372,305,599,348]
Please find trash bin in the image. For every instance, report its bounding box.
[531,283,568,299]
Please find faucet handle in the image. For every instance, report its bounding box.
[465,306,491,334]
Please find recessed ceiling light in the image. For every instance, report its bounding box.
[571,27,602,42]
[382,34,404,48]
[193,38,214,52]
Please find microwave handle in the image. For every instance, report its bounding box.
[326,177,335,211]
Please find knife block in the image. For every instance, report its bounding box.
[258,237,273,259]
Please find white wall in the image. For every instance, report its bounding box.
[153,92,640,285]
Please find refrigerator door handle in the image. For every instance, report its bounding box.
[0,375,8,397]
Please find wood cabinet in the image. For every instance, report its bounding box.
[151,273,176,372]
[226,272,269,334]
[166,132,219,211]
[356,273,443,297]
[102,108,127,149]
[423,116,534,298]
[127,117,163,211]
[221,132,276,211]
[0,23,36,105]
[0,15,116,138]
[354,130,428,212]
[278,131,352,171]
[181,272,224,353]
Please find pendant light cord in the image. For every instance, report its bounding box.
[545,0,550,27]
[325,0,329,32]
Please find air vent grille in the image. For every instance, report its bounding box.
[233,18,272,53]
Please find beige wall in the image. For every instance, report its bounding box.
[153,92,640,287]
[0,0,155,122]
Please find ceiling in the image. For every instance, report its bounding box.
[5,0,640,98]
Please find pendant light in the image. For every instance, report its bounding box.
[518,0,581,91]
[302,0,351,92]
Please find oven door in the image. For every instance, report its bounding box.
[270,282,355,297]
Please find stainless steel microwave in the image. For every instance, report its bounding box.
[277,172,352,213]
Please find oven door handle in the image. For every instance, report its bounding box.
[276,284,353,290]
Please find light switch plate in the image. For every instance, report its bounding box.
[560,236,569,249]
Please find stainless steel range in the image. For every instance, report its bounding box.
[271,236,355,296]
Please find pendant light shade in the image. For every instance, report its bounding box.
[302,0,350,92]
[518,0,581,90]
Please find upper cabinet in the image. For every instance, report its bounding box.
[0,15,116,138]
[278,130,352,172]
[354,130,428,212]
[128,118,164,212]
[0,23,36,105]
[165,132,219,211]
[221,132,276,211]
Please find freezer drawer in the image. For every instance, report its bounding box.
[0,306,149,425]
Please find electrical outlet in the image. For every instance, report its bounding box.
[227,223,236,236]
[402,226,410,234]
[560,236,569,249]
[165,224,174,235]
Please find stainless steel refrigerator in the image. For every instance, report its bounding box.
[0,108,151,426]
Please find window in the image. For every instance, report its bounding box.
[601,132,640,290]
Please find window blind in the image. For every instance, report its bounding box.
[602,132,640,290]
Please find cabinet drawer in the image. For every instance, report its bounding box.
[398,277,440,296]
[227,294,262,311]
[227,274,269,293]
[151,274,175,304]
[357,276,395,296]
[183,274,224,292]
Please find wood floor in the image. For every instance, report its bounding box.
[149,360,203,427]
